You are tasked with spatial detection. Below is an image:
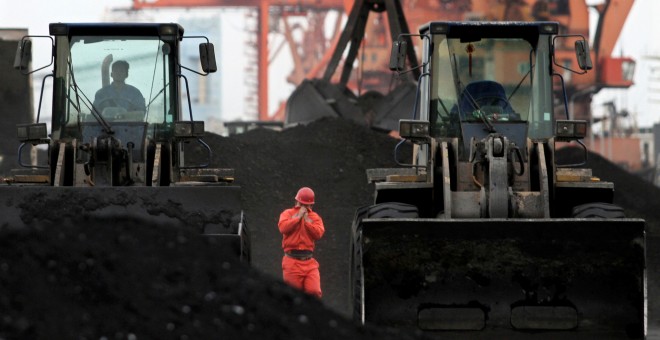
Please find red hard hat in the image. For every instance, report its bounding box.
[295,187,315,205]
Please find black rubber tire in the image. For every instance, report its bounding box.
[356,202,418,222]
[571,202,626,218]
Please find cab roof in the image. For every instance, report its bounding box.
[48,22,184,40]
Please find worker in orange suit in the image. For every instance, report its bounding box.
[278,187,325,299]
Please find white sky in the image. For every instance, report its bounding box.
[1,0,659,128]
[591,0,660,129]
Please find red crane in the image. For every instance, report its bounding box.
[131,0,636,123]
[133,0,349,121]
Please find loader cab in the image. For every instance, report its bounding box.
[13,23,218,187]
[48,23,189,141]
[423,21,557,145]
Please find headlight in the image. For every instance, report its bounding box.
[17,123,48,143]
[399,119,430,143]
[173,121,205,139]
[556,120,587,141]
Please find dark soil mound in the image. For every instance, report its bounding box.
[3,117,659,339]
[0,219,421,340]
[0,118,419,340]
[197,118,413,316]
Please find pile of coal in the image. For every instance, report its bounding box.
[0,118,422,340]
[2,117,658,339]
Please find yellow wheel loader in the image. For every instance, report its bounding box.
[350,21,645,338]
[2,23,249,262]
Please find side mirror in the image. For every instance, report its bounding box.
[389,40,407,72]
[575,40,593,71]
[199,43,217,74]
[13,39,31,71]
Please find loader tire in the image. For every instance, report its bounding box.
[355,202,419,224]
[571,202,626,218]
[350,202,419,323]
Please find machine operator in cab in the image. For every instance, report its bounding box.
[93,58,146,120]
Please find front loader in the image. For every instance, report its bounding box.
[350,21,645,338]
[1,23,249,262]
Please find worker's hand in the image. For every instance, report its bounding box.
[293,206,307,219]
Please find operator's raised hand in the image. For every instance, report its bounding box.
[101,54,114,87]
[102,54,114,67]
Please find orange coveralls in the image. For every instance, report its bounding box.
[278,206,325,298]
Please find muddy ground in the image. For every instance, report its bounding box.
[1,117,659,339]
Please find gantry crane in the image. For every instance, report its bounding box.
[131,0,636,126]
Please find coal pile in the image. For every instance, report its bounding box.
[3,116,660,339]
[198,117,413,317]
[0,218,424,340]
[0,118,420,340]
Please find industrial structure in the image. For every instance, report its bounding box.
[131,0,636,124]
[128,0,660,187]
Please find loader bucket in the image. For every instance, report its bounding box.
[0,186,249,262]
[285,79,365,126]
[285,78,417,133]
[370,81,417,132]
[351,218,645,339]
